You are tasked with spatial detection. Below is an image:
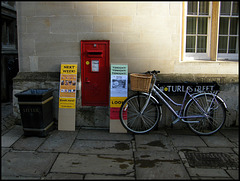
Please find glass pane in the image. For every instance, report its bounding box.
[197,36,207,53]
[230,18,239,35]
[219,17,229,35]
[186,36,196,52]
[218,36,228,53]
[199,1,209,15]
[187,17,196,34]
[2,1,16,9]
[228,37,237,53]
[188,1,198,15]
[232,1,239,16]
[220,1,231,15]
[198,17,208,34]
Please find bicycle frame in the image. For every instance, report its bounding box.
[141,75,220,124]
[153,85,207,123]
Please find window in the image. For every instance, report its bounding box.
[186,1,209,53]
[182,1,239,61]
[184,1,211,60]
[218,1,239,60]
[1,1,17,51]
[1,18,16,50]
[1,1,16,9]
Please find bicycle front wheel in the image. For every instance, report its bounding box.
[184,93,226,135]
[119,93,161,134]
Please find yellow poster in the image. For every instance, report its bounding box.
[61,64,77,74]
[110,97,127,108]
[59,63,78,109]
[59,74,77,98]
[59,98,76,109]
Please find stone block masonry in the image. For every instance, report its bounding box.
[16,2,238,74]
[14,2,238,128]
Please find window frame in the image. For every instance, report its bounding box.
[217,1,239,61]
[182,1,212,61]
[182,1,239,62]
[1,16,17,50]
[1,1,17,52]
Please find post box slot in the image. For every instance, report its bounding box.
[88,52,102,55]
[87,50,103,58]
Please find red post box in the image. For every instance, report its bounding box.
[81,40,110,106]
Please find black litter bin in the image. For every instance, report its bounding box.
[15,89,55,137]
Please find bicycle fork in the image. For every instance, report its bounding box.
[123,93,152,114]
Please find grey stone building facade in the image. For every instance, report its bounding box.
[13,2,239,129]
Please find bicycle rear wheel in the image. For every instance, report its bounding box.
[119,93,161,134]
[184,93,226,135]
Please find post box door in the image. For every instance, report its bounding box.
[81,40,110,106]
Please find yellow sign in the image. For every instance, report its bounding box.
[61,64,77,74]
[110,97,127,108]
[59,98,76,109]
[86,61,90,65]
[59,63,78,109]
[59,74,77,98]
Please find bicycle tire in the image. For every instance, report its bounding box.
[183,93,226,135]
[119,93,161,134]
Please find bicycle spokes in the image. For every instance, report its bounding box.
[119,94,161,134]
[184,94,226,135]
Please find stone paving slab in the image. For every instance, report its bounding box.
[1,151,57,177]
[187,168,230,178]
[1,148,11,157]
[200,134,235,147]
[1,125,23,147]
[226,170,239,180]
[69,140,132,155]
[37,130,78,152]
[12,136,46,151]
[135,133,174,151]
[84,174,135,180]
[170,134,207,147]
[197,147,235,153]
[77,129,134,141]
[51,153,134,175]
[135,151,190,179]
[220,129,239,144]
[165,128,196,135]
[44,173,84,180]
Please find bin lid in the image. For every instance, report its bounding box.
[15,89,54,100]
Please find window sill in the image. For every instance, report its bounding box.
[181,59,239,63]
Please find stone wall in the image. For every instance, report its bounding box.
[16,2,238,74]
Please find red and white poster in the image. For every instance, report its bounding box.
[110,64,128,133]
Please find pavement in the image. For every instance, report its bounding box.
[1,123,239,180]
[1,102,17,133]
